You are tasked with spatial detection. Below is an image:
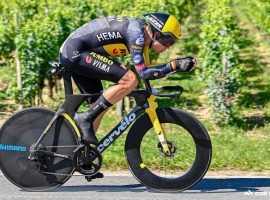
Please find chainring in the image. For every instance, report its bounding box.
[73,146,102,176]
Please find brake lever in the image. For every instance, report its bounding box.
[47,68,57,77]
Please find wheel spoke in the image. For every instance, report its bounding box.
[140,123,198,179]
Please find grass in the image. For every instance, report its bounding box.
[211,127,270,170]
[95,112,270,171]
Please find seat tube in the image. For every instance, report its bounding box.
[145,95,171,154]
[62,71,73,95]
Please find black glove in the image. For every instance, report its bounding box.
[173,57,196,72]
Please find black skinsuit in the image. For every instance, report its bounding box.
[59,16,172,103]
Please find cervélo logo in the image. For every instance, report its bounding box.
[97,113,136,152]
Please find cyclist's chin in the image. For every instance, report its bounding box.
[152,48,164,53]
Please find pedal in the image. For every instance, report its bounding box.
[85,176,92,182]
[91,172,104,179]
[85,172,104,182]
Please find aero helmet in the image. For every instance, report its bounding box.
[143,13,181,47]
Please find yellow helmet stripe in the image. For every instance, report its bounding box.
[162,15,181,39]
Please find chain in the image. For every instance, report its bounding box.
[40,145,99,177]
[41,171,85,177]
[44,145,81,148]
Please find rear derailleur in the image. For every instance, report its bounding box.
[28,144,47,171]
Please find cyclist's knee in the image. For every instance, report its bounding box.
[128,71,138,89]
[118,70,138,91]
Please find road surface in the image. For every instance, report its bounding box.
[0,172,269,200]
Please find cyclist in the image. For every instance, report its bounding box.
[59,13,196,147]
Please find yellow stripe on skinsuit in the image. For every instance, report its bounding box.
[61,113,81,138]
[103,43,129,57]
[143,46,150,65]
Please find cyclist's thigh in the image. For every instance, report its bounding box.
[72,74,103,104]
[61,48,129,82]
[80,51,129,82]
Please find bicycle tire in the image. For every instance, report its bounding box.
[125,108,212,192]
[0,108,79,191]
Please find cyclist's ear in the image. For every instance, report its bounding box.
[153,32,160,39]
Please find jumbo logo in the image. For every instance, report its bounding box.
[103,44,129,57]
[0,144,27,152]
[90,52,114,65]
[112,48,127,56]
[85,56,92,64]
[113,48,119,54]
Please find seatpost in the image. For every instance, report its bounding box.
[62,70,73,95]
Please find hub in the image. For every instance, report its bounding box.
[157,141,176,157]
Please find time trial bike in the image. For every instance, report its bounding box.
[0,61,212,192]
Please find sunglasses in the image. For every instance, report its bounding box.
[156,34,177,47]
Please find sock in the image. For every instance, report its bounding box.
[86,95,112,121]
[75,95,112,145]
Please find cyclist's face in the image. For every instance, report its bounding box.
[152,40,169,53]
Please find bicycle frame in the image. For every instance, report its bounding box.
[31,69,183,158]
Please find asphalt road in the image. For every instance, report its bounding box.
[0,173,269,200]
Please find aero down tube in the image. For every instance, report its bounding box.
[97,106,145,153]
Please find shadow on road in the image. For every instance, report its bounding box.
[54,178,270,193]
[190,178,270,193]
[56,183,147,193]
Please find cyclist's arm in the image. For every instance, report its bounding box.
[139,62,175,80]
[138,57,196,80]
[127,23,174,80]
[127,20,195,80]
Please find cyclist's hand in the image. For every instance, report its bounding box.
[173,57,196,72]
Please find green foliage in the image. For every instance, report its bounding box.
[0,0,199,105]
[1,0,97,104]
[0,1,15,58]
[198,0,244,126]
[120,0,199,65]
[236,0,270,36]
[16,17,58,104]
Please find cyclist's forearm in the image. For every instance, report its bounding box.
[138,62,175,80]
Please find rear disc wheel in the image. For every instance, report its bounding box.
[0,108,79,191]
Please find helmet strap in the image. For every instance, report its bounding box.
[150,32,158,49]
[149,39,154,49]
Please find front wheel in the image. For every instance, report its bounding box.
[125,108,212,192]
